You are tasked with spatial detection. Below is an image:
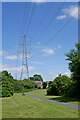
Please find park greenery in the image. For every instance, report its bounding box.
[0,71,38,97]
[2,93,78,118]
[47,43,80,99]
[43,82,47,89]
[0,43,80,99]
[30,74,43,82]
[25,89,79,105]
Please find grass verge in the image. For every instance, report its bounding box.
[25,89,80,105]
[2,93,78,118]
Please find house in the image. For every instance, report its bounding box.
[34,81,43,89]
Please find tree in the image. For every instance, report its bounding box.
[29,77,34,81]
[47,75,72,96]
[2,77,14,97]
[65,43,80,98]
[2,70,13,79]
[43,82,47,89]
[1,71,14,97]
[13,80,24,93]
[33,74,43,82]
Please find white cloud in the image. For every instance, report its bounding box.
[57,44,62,48]
[5,55,18,60]
[0,50,7,56]
[29,66,35,71]
[56,15,67,20]
[20,65,35,71]
[0,51,2,56]
[4,53,31,60]
[42,48,54,56]
[43,71,71,81]
[2,0,79,2]
[31,0,45,2]
[62,6,78,19]
[57,6,79,20]
[37,42,40,45]
[0,64,20,72]
[0,64,35,73]
[42,72,58,81]
[54,44,62,50]
[63,72,71,77]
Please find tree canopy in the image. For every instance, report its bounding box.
[65,43,80,81]
[47,43,80,98]
[30,74,43,82]
[65,43,80,98]
[47,75,72,96]
[0,71,38,97]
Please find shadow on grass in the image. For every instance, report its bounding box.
[46,95,80,103]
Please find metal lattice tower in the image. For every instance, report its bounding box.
[20,35,29,80]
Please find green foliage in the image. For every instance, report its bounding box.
[29,77,34,81]
[1,70,38,97]
[43,82,47,89]
[2,77,14,97]
[2,93,78,118]
[38,86,41,89]
[33,74,43,82]
[65,43,80,98]
[47,43,80,98]
[13,80,24,93]
[2,70,13,79]
[22,79,38,89]
[13,79,38,93]
[47,75,72,96]
[1,71,14,97]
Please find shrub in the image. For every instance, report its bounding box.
[2,78,14,97]
[43,82,47,89]
[47,83,58,95]
[38,86,41,89]
[1,70,39,97]
[47,75,72,96]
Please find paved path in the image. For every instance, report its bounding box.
[20,93,80,110]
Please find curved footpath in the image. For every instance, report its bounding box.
[20,93,80,111]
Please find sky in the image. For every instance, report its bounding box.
[1,2,78,81]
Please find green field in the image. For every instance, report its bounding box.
[25,89,80,105]
[2,93,78,118]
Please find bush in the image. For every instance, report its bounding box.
[38,86,41,89]
[14,80,24,93]
[13,79,38,93]
[2,78,14,97]
[47,83,58,95]
[0,70,39,97]
[65,81,78,98]
[47,75,72,96]
[33,74,43,82]
[43,82,47,89]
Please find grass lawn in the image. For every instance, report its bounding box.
[2,93,78,118]
[25,89,80,105]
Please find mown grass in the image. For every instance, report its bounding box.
[2,93,78,118]
[25,89,80,105]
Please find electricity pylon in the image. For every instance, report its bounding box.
[20,35,29,80]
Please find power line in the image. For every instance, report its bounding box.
[25,2,36,35]
[16,2,36,80]
[30,14,77,59]
[22,3,33,35]
[31,2,65,50]
[19,2,28,36]
[31,3,53,41]
[15,2,30,80]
